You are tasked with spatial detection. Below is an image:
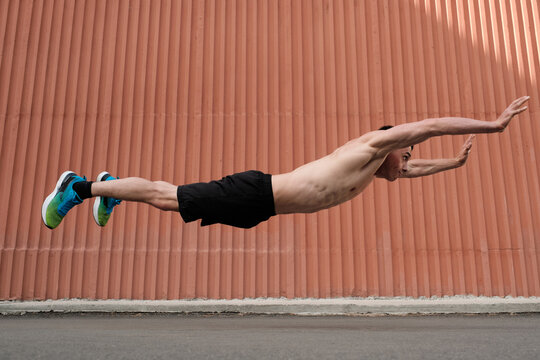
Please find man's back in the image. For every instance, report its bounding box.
[271,137,388,214]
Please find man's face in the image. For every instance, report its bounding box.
[376,147,412,181]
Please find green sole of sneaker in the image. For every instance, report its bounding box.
[93,171,111,227]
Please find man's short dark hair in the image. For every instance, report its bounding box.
[378,125,414,151]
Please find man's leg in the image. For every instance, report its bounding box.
[42,171,179,229]
[91,177,179,211]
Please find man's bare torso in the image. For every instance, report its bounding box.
[271,138,386,214]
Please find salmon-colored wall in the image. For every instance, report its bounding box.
[0,0,539,300]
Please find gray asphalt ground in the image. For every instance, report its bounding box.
[1,313,539,359]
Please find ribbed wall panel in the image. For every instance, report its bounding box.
[1,0,539,300]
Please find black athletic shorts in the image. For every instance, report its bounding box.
[177,170,276,229]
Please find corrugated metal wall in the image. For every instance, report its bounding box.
[1,0,539,300]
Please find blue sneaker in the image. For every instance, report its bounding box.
[42,171,86,229]
[93,171,122,227]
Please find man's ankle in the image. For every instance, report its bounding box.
[73,181,94,200]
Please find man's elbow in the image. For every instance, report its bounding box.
[399,168,420,178]
[421,118,444,137]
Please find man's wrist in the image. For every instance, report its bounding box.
[492,119,505,132]
[454,157,465,167]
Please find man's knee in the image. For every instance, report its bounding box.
[151,181,178,211]
[153,180,173,193]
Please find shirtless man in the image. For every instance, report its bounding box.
[42,96,529,229]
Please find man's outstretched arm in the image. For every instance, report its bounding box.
[365,96,529,154]
[401,135,474,178]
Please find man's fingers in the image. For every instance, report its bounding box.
[460,135,474,158]
[515,106,528,114]
[518,96,530,107]
[465,135,475,147]
[515,95,529,103]
[513,96,530,108]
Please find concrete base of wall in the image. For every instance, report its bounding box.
[1,296,539,315]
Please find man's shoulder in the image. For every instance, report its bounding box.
[337,132,386,159]
[328,136,386,175]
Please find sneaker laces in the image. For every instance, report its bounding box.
[57,177,85,216]
[104,196,122,215]
[58,195,83,216]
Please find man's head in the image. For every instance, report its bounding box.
[375,125,413,182]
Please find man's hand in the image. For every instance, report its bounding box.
[495,96,530,131]
[401,135,475,178]
[456,135,475,165]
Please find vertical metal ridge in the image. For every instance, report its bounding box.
[386,0,404,297]
[53,0,76,301]
[389,0,407,296]
[15,0,43,301]
[436,1,467,295]
[117,0,137,300]
[50,0,70,301]
[147,0,161,299]
[440,0,461,296]
[140,0,158,300]
[190,0,205,300]
[170,0,189,300]
[399,0,418,297]
[68,0,87,299]
[267,0,277,298]
[305,0,317,298]
[333,0,347,297]
[125,0,144,300]
[197,0,213,300]
[32,0,56,300]
[160,0,178,300]
[477,0,514,296]
[300,0,313,298]
[0,0,18,299]
[343,0,356,297]
[234,0,246,300]
[76,0,95,299]
[109,0,130,300]
[178,0,194,299]
[133,0,149,300]
[447,0,474,295]
[279,0,294,298]
[2,0,30,300]
[94,0,117,300]
[452,0,484,296]
[430,0,453,296]
[18,0,38,300]
[206,0,223,300]
[127,0,144,299]
[482,0,514,295]
[43,0,60,300]
[245,0,257,298]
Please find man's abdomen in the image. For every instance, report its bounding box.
[271,171,368,215]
